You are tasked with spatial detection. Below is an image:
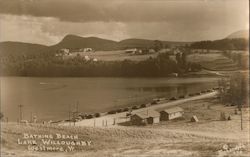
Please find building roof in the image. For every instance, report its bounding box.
[162,107,183,114]
[133,110,160,119]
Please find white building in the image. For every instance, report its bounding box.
[84,55,90,61]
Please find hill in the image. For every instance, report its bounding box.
[0,30,248,57]
[0,41,49,57]
[51,35,119,51]
[51,35,189,51]
[226,29,249,39]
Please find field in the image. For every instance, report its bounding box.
[1,97,250,157]
[64,50,160,61]
[187,53,239,71]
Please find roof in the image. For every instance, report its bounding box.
[162,107,183,114]
[133,110,160,119]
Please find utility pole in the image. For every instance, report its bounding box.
[73,101,79,126]
[241,104,243,130]
[68,104,71,126]
[18,104,23,123]
[76,101,79,118]
[30,112,33,123]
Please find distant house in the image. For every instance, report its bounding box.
[125,48,139,54]
[169,73,178,77]
[84,55,90,61]
[148,49,156,53]
[83,48,93,52]
[160,107,184,121]
[131,110,160,125]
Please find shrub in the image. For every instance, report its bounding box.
[108,110,116,114]
[123,108,129,112]
[94,113,100,117]
[132,106,138,110]
[140,104,146,108]
[179,95,185,99]
[116,109,123,113]
[170,97,177,100]
[86,114,93,119]
[151,101,157,105]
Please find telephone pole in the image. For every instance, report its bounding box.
[76,101,79,117]
[18,104,23,123]
[240,104,243,130]
[68,104,71,126]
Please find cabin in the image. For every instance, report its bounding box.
[160,107,184,121]
[125,48,138,54]
[131,110,160,125]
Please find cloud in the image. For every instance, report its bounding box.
[0,0,248,23]
[0,15,61,45]
[0,0,248,45]
[0,14,247,46]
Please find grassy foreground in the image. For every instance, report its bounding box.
[1,98,250,157]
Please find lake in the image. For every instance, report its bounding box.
[0,77,220,122]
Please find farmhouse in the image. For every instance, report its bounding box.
[125,48,142,54]
[160,107,184,121]
[125,48,137,54]
[131,110,160,125]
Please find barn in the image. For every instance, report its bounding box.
[131,110,160,125]
[160,107,184,121]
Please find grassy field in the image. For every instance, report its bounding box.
[64,50,160,61]
[1,97,250,157]
[61,49,174,61]
[187,53,239,71]
[147,98,250,138]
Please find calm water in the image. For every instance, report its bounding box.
[1,77,219,122]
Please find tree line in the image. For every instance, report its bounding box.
[0,52,201,77]
[190,38,248,50]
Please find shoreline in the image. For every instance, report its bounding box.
[60,91,218,127]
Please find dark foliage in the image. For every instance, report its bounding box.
[0,51,201,77]
[190,38,248,50]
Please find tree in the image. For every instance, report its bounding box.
[218,72,248,108]
[153,40,163,52]
[0,112,3,120]
[176,53,181,65]
[181,52,187,67]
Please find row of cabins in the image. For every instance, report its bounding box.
[131,107,184,125]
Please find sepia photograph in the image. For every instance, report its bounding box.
[0,0,249,156]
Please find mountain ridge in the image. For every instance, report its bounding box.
[1,30,248,56]
[226,29,249,39]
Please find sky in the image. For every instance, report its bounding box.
[0,0,249,45]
